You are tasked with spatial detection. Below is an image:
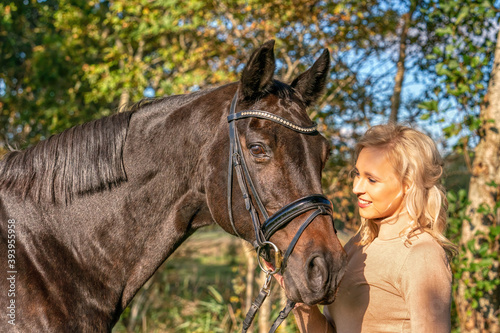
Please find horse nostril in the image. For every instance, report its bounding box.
[306,255,329,292]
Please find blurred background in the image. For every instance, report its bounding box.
[1,0,499,332]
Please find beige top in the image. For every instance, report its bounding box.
[325,231,452,333]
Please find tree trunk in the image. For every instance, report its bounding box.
[258,270,271,333]
[389,2,416,123]
[118,90,130,112]
[457,27,500,333]
[279,287,288,331]
[243,241,257,332]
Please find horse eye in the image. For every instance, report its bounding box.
[249,144,266,157]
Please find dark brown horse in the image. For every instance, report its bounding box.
[0,41,346,332]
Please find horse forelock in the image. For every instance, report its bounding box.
[0,111,134,204]
[263,80,294,100]
[257,80,314,126]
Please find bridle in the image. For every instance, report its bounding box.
[227,90,336,332]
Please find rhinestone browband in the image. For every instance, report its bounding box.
[227,110,318,134]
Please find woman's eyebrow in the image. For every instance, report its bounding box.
[354,166,381,180]
[361,170,381,180]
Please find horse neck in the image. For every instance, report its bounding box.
[104,85,233,310]
[0,86,233,330]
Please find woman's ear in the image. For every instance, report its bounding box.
[403,183,412,195]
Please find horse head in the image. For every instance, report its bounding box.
[207,41,347,306]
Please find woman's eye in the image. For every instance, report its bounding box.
[368,178,377,183]
[249,144,266,156]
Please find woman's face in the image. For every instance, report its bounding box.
[352,147,405,220]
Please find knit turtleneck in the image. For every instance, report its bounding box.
[373,209,413,241]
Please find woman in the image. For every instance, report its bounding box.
[285,124,457,332]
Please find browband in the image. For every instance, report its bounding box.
[228,110,318,134]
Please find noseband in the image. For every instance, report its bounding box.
[227,91,336,332]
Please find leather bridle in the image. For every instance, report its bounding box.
[227,90,336,332]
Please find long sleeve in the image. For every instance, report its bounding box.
[400,241,452,332]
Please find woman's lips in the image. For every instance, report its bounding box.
[358,197,372,208]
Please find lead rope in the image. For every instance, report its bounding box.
[241,241,296,333]
[242,273,272,332]
[268,300,296,332]
[241,273,296,333]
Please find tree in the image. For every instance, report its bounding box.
[0,0,92,150]
[389,0,417,123]
[458,26,500,333]
[421,1,500,331]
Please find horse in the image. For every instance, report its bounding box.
[0,40,346,332]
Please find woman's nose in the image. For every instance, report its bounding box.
[352,178,364,194]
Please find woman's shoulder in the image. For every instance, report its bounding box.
[403,232,450,271]
[407,232,445,254]
[399,232,452,293]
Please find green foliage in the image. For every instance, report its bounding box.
[0,0,411,152]
[447,190,500,326]
[419,0,498,142]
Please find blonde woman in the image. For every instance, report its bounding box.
[280,124,457,332]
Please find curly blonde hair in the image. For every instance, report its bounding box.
[354,123,457,258]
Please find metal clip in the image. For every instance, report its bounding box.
[262,272,273,292]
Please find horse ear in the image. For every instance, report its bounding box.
[239,40,276,99]
[291,49,331,107]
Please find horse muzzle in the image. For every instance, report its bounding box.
[286,246,347,305]
[256,195,347,305]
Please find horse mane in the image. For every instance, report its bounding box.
[0,111,134,204]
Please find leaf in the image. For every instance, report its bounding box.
[489,226,500,238]
[486,180,498,187]
[455,6,470,25]
[447,191,458,202]
[471,56,481,67]
[436,27,454,36]
[418,100,438,112]
[477,203,491,214]
[432,46,443,56]
[207,285,223,304]
[436,63,446,76]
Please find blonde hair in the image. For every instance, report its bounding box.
[354,123,457,258]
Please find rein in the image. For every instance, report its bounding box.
[227,91,335,332]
